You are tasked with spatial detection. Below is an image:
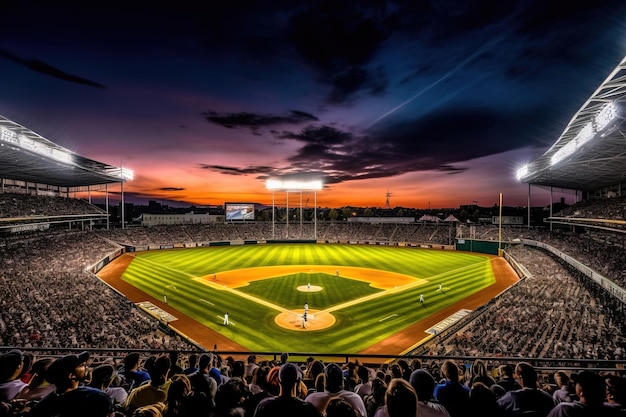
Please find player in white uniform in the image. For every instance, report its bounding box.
[223,312,229,325]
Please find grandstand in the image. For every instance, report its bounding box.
[2,49,626,416]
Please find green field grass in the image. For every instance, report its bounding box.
[120,244,496,353]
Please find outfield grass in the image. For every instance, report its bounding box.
[121,244,495,353]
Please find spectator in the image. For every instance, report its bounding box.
[495,365,521,392]
[496,362,555,416]
[604,374,626,412]
[409,369,450,417]
[376,378,417,417]
[433,360,469,417]
[0,349,30,402]
[253,362,319,417]
[547,371,622,416]
[364,378,387,417]
[468,382,499,417]
[123,355,172,415]
[551,371,577,404]
[465,359,496,388]
[306,363,367,417]
[182,354,198,376]
[212,377,250,417]
[88,363,128,405]
[30,351,113,417]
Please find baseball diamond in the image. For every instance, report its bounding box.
[98,243,519,354]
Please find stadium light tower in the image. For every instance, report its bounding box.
[266,178,322,240]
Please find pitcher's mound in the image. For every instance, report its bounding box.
[275,309,335,331]
[297,285,323,292]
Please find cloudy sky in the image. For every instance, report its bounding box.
[1,1,625,209]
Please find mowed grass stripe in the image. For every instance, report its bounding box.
[122,244,497,352]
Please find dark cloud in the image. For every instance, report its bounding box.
[159,187,185,191]
[198,165,276,176]
[0,48,107,89]
[202,110,319,134]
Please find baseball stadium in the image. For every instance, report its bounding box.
[1,54,626,416]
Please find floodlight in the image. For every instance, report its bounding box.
[266,179,322,190]
[595,102,617,132]
[0,126,18,144]
[119,167,134,180]
[551,122,594,166]
[51,148,73,164]
[516,165,528,181]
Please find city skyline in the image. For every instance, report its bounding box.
[1,1,625,209]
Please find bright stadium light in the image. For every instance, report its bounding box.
[50,148,73,164]
[595,102,617,133]
[119,167,134,180]
[266,179,322,190]
[516,164,528,181]
[551,122,594,166]
[0,126,18,144]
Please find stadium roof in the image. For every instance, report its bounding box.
[519,55,626,191]
[0,115,128,188]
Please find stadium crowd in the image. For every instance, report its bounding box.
[0,192,104,219]
[1,192,626,416]
[435,245,626,360]
[0,231,190,351]
[1,349,625,416]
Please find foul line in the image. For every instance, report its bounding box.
[379,314,398,322]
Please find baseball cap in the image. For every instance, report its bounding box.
[278,363,302,386]
[45,351,90,385]
[0,349,30,381]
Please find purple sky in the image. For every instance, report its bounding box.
[1,1,625,208]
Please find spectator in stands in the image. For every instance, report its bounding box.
[468,382,499,417]
[465,359,496,388]
[303,360,325,391]
[326,397,357,417]
[188,353,217,407]
[376,378,417,417]
[306,363,367,417]
[550,371,577,404]
[604,374,626,412]
[496,362,555,416]
[409,369,450,417]
[123,355,172,415]
[354,365,372,398]
[364,378,387,417]
[182,354,198,375]
[0,349,30,402]
[245,355,259,384]
[88,363,128,405]
[162,374,192,417]
[122,353,152,392]
[231,361,245,381]
[547,371,622,416]
[253,362,319,417]
[433,360,469,417]
[30,351,113,417]
[15,357,55,402]
[495,364,521,392]
[168,351,183,377]
[212,377,250,417]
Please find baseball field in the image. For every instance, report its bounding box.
[98,243,518,354]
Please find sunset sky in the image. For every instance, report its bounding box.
[1,1,626,209]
